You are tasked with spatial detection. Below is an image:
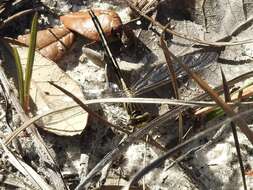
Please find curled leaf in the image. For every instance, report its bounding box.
[17,27,75,61]
[60,9,122,41]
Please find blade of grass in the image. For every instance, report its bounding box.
[24,12,38,112]
[12,47,24,107]
[160,36,179,99]
[161,36,183,142]
[49,82,165,151]
[221,67,247,190]
[0,39,25,107]
[160,44,253,144]
[160,29,184,143]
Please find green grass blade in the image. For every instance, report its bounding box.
[24,12,38,112]
[12,47,24,107]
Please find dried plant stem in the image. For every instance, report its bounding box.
[0,63,67,190]
[221,68,247,190]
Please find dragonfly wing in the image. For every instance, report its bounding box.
[132,51,219,96]
[178,51,219,74]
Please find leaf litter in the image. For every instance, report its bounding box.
[0,0,253,190]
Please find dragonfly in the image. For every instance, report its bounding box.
[0,7,219,135]
[37,49,219,135]
[97,50,219,125]
[84,9,219,127]
[104,50,219,98]
[0,40,219,136]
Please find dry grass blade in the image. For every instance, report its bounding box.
[160,45,253,144]
[160,32,184,142]
[49,82,129,134]
[3,93,253,146]
[221,68,247,190]
[124,107,253,189]
[160,35,179,99]
[88,9,124,85]
[4,105,79,145]
[1,140,53,190]
[88,9,144,121]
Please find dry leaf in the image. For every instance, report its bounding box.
[60,9,122,41]
[16,46,88,136]
[17,27,75,61]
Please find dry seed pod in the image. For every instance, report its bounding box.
[18,27,75,61]
[60,9,123,42]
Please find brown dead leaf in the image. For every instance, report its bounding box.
[17,27,75,61]
[16,46,88,136]
[60,9,122,41]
